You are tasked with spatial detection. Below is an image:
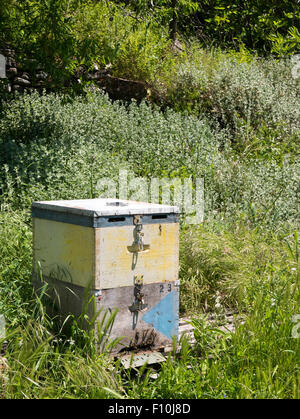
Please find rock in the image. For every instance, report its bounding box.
[3,48,14,57]
[20,72,30,80]
[14,77,31,86]
[6,67,17,78]
[35,71,48,80]
[12,84,22,91]
[0,341,7,357]
[86,70,109,81]
[6,57,16,67]
[97,75,148,102]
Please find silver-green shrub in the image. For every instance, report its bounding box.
[163,52,299,150]
[0,91,299,228]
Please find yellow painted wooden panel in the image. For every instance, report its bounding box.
[33,218,95,288]
[96,223,179,289]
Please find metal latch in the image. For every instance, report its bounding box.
[129,274,148,313]
[133,215,144,251]
[127,215,150,254]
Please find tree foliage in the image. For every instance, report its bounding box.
[119,0,300,53]
[192,0,300,53]
[0,0,299,90]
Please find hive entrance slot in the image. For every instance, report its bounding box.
[108,217,126,222]
[152,214,168,220]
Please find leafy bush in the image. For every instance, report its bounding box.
[0,91,299,227]
[159,49,300,152]
[269,27,300,56]
[1,0,172,87]
[0,90,216,203]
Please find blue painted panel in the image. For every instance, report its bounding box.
[142,290,179,339]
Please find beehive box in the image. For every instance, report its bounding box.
[32,198,180,353]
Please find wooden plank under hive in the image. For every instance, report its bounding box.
[32,198,180,354]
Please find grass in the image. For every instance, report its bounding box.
[179,223,299,314]
[0,207,299,399]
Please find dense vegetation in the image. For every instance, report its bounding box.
[0,0,299,399]
[1,0,299,87]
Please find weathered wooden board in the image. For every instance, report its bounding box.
[33,217,179,291]
[33,276,180,353]
[95,222,179,289]
[33,218,95,288]
[96,280,180,353]
[120,351,166,369]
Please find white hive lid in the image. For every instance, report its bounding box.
[32,198,180,217]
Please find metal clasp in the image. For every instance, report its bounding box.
[133,215,144,252]
[129,274,148,313]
